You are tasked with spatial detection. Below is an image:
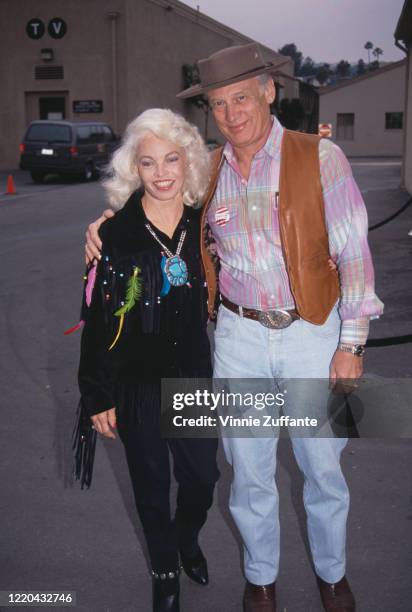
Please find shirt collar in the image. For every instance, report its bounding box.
[222,115,284,164]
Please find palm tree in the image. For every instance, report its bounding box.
[364,41,373,64]
[373,47,383,67]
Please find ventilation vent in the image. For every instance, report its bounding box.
[35,65,64,80]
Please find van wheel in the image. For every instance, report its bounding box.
[31,171,45,184]
[84,162,94,181]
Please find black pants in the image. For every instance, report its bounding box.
[119,427,219,572]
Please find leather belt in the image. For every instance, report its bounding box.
[221,296,300,329]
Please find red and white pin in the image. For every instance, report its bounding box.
[215,206,230,226]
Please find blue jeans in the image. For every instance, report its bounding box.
[213,304,349,585]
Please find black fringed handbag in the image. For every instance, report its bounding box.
[72,399,97,489]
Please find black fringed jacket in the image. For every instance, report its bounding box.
[78,191,212,418]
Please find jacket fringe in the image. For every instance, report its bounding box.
[72,399,97,489]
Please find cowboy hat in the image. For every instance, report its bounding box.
[177,42,289,99]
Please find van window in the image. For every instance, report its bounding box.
[102,126,115,142]
[26,124,71,143]
[76,126,93,144]
[89,126,104,143]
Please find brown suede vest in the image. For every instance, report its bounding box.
[200,130,340,324]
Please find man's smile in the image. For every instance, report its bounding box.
[227,121,248,133]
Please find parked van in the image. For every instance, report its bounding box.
[19,120,119,183]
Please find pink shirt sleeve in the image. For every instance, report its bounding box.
[319,140,384,344]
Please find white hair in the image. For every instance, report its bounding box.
[257,73,273,90]
[102,108,211,209]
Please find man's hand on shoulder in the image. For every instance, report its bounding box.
[85,209,115,264]
[329,349,363,394]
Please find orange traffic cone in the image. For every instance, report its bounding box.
[5,174,17,195]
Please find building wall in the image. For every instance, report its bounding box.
[403,50,412,192]
[124,0,293,141]
[0,0,293,169]
[0,0,127,168]
[123,0,239,141]
[319,62,406,157]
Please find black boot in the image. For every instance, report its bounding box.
[180,546,209,586]
[152,569,180,612]
[177,522,209,586]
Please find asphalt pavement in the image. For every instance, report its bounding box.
[0,160,411,612]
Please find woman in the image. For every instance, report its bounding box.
[76,109,219,612]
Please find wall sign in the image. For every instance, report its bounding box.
[26,18,45,40]
[26,18,67,39]
[48,18,67,39]
[73,100,104,113]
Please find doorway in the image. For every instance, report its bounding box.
[39,96,65,120]
[25,91,69,124]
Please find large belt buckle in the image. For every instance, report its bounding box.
[258,309,293,329]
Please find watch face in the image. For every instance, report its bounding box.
[354,345,365,356]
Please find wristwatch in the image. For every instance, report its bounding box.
[338,343,365,357]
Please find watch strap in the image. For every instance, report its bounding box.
[338,343,365,357]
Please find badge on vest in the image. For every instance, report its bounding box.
[215,206,230,226]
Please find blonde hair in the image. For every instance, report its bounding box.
[102,108,211,209]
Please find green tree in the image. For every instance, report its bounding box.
[315,63,332,84]
[278,43,303,75]
[298,57,316,77]
[372,47,383,67]
[336,59,351,79]
[356,58,366,76]
[364,41,373,64]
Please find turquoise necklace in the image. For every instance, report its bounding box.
[145,223,189,293]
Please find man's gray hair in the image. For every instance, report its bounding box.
[257,73,273,89]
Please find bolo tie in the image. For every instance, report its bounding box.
[145,223,190,296]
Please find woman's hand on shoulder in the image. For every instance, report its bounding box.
[85,209,115,264]
[91,407,117,439]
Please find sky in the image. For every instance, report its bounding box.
[181,0,406,64]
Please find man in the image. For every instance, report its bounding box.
[85,44,383,611]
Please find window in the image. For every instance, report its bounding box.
[89,126,104,143]
[26,124,71,143]
[102,125,115,142]
[336,113,354,140]
[76,126,93,144]
[385,112,403,130]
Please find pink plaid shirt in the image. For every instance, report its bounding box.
[207,117,383,344]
